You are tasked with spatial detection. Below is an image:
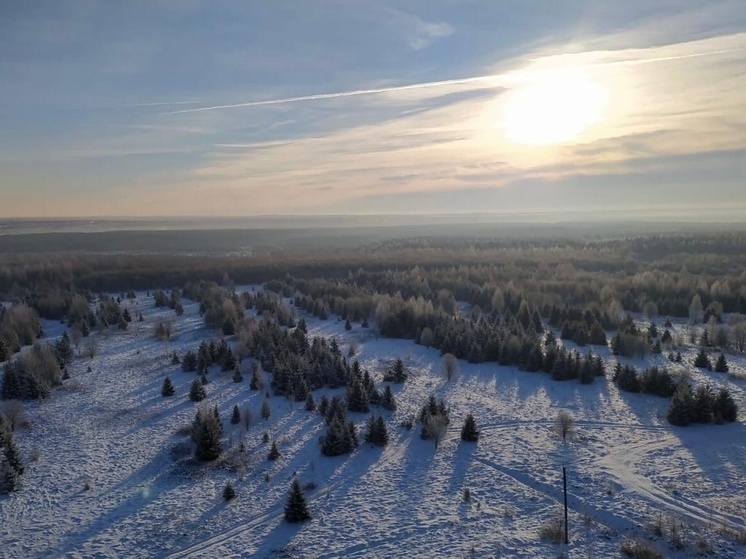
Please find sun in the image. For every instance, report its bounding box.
[501,68,610,145]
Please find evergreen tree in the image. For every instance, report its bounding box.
[346,380,369,413]
[268,441,281,461]
[54,332,73,365]
[714,388,738,423]
[381,384,396,411]
[692,384,714,423]
[161,376,175,397]
[460,413,479,442]
[667,382,694,426]
[193,409,222,461]
[223,482,236,501]
[364,415,389,446]
[189,379,206,402]
[714,353,729,373]
[261,398,271,420]
[232,369,243,383]
[284,479,311,523]
[384,358,407,383]
[171,351,180,365]
[344,317,352,331]
[693,348,712,370]
[181,350,198,372]
[231,404,241,424]
[305,391,315,411]
[318,394,329,416]
[222,348,237,372]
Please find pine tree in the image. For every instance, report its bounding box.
[346,380,369,413]
[305,391,315,411]
[381,384,396,411]
[318,394,329,417]
[55,332,73,365]
[222,482,236,501]
[460,413,479,442]
[284,479,311,523]
[232,369,243,383]
[714,388,738,423]
[344,317,352,331]
[181,350,198,372]
[189,379,206,402]
[364,415,389,447]
[193,409,222,461]
[161,376,175,397]
[667,382,694,426]
[693,348,712,370]
[231,404,241,424]
[268,441,281,461]
[714,353,729,373]
[261,398,271,420]
[171,351,180,365]
[692,384,714,423]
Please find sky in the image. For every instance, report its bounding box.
[1,0,745,219]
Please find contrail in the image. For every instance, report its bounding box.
[162,45,745,116]
[163,74,503,115]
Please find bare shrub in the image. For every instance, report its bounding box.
[620,539,663,559]
[538,511,565,544]
[83,338,99,360]
[693,535,714,555]
[154,321,175,341]
[554,410,574,443]
[669,518,685,550]
[424,414,448,449]
[441,353,460,382]
[0,400,28,431]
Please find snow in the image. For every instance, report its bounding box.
[2,295,746,558]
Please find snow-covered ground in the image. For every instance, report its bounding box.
[2,293,746,558]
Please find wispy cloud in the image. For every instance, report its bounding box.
[149,31,746,215]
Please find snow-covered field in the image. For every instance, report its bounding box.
[2,293,746,558]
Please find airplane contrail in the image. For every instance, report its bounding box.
[162,45,745,116]
[163,74,503,115]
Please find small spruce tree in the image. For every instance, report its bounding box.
[381,384,396,411]
[714,353,729,373]
[223,482,236,501]
[284,479,311,523]
[460,413,479,442]
[161,376,175,397]
[268,441,281,461]
[305,392,315,412]
[189,379,206,402]
[667,382,694,426]
[693,348,712,370]
[231,404,241,424]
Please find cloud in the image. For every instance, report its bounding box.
[147,30,746,215]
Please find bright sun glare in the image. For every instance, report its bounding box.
[501,68,610,145]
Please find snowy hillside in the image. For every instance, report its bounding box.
[2,291,745,558]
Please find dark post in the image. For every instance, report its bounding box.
[563,464,569,544]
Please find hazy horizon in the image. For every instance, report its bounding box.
[1,2,745,219]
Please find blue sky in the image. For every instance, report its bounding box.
[1,0,745,218]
